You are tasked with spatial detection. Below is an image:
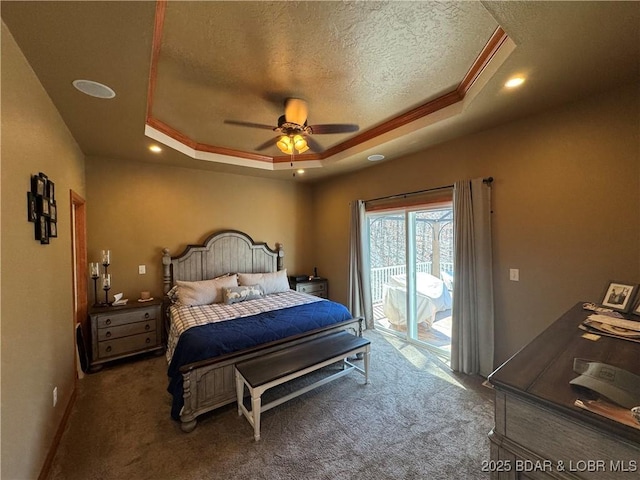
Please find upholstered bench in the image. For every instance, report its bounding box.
[235,330,371,441]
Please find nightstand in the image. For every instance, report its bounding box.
[289,277,328,299]
[89,298,163,371]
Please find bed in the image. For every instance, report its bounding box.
[382,272,452,328]
[161,230,363,432]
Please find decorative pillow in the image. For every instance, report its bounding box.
[238,269,289,295]
[176,274,238,306]
[166,285,179,303]
[223,285,264,305]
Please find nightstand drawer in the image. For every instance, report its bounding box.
[289,278,329,299]
[98,331,158,358]
[96,307,157,328]
[98,320,156,341]
[297,282,326,294]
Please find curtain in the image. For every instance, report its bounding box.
[348,200,374,328]
[451,178,495,377]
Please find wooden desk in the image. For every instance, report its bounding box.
[488,302,639,479]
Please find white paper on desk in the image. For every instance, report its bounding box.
[588,314,640,332]
[114,293,123,302]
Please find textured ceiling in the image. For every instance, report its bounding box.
[2,1,639,181]
[153,1,497,153]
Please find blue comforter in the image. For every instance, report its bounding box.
[167,300,352,419]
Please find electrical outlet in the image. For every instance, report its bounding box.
[509,268,519,281]
[53,387,58,407]
[138,265,146,275]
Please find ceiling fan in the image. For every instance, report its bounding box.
[224,98,359,154]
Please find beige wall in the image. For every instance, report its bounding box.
[1,22,86,479]
[312,84,640,367]
[85,158,314,301]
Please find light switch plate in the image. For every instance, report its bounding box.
[509,268,519,281]
[138,265,146,275]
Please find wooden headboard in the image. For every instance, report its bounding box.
[162,230,283,294]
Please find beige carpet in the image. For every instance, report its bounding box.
[47,330,494,480]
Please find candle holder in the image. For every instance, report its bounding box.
[102,273,112,306]
[92,250,113,307]
[102,249,110,276]
[90,262,100,306]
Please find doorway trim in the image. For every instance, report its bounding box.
[70,190,88,375]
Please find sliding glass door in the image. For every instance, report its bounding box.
[367,203,454,358]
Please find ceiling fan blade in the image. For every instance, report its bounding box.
[224,120,275,130]
[284,98,308,125]
[254,136,280,151]
[308,124,359,134]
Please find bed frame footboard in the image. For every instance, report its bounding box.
[178,317,363,432]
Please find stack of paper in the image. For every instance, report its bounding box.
[580,314,640,343]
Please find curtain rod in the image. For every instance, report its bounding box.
[365,177,493,204]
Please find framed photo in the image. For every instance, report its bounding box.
[37,196,50,217]
[31,174,46,196]
[35,216,49,244]
[601,281,638,313]
[49,219,58,238]
[27,192,38,222]
[28,172,56,245]
[46,180,55,200]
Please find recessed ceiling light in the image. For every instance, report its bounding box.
[367,154,385,162]
[149,145,162,153]
[505,76,525,88]
[72,79,116,99]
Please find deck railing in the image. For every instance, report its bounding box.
[370,262,453,303]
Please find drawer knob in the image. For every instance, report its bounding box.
[106,331,111,338]
[146,338,151,344]
[302,287,307,292]
[145,324,150,331]
[105,319,111,325]
[106,346,112,353]
[144,312,150,319]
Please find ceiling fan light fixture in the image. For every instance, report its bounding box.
[293,135,309,153]
[277,136,293,154]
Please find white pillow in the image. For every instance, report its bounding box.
[238,269,289,295]
[177,274,238,306]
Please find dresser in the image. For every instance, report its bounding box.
[488,302,639,480]
[89,299,163,371]
[289,277,328,298]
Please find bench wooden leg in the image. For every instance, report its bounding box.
[251,393,262,441]
[235,371,244,417]
[364,347,370,384]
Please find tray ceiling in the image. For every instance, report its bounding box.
[2,1,639,181]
